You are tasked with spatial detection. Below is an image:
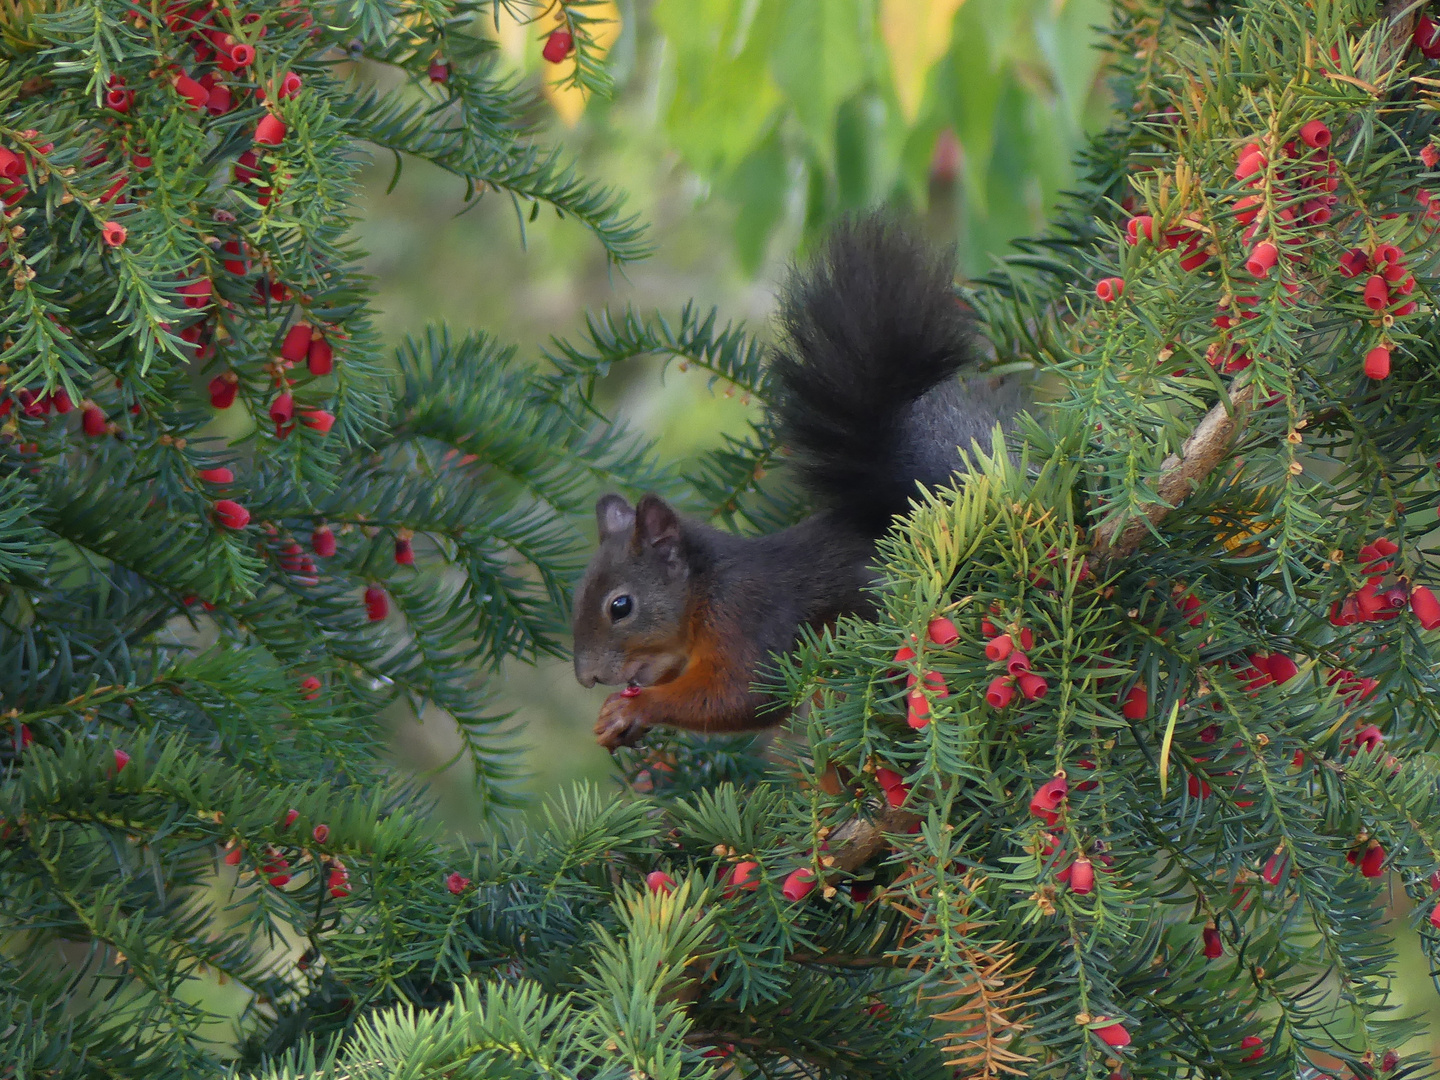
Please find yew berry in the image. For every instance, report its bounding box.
[1069,856,1095,894]
[723,861,760,897]
[1019,627,1034,650]
[1203,925,1223,958]
[0,147,18,180]
[174,73,208,109]
[234,151,261,184]
[1245,241,1278,277]
[985,634,1013,661]
[782,867,816,901]
[307,335,334,375]
[906,689,930,730]
[1242,1035,1264,1061]
[428,60,449,83]
[82,404,107,435]
[986,675,1015,709]
[328,865,350,898]
[542,29,574,62]
[1262,851,1286,885]
[1355,724,1384,753]
[106,86,135,113]
[180,279,213,309]
[1338,248,1369,277]
[892,644,916,664]
[1299,120,1331,149]
[207,83,233,115]
[364,585,389,621]
[1266,654,1299,684]
[1303,198,1332,225]
[1431,901,1440,929]
[269,873,292,888]
[1418,16,1440,58]
[1125,215,1154,244]
[1120,684,1148,719]
[1363,275,1390,311]
[1005,652,1030,676]
[1017,672,1048,700]
[1094,1022,1130,1048]
[101,221,127,247]
[1364,345,1391,380]
[270,390,294,430]
[301,409,335,433]
[223,846,243,866]
[884,780,911,807]
[311,525,337,557]
[1095,276,1124,302]
[1359,841,1386,878]
[213,500,250,529]
[280,323,311,363]
[255,114,287,146]
[1029,776,1068,824]
[1411,585,1440,629]
[300,675,321,700]
[113,748,131,773]
[394,536,414,565]
[283,808,299,828]
[926,616,959,645]
[1234,149,1265,180]
[874,767,904,792]
[1424,144,1440,168]
[312,823,330,843]
[198,467,234,484]
[222,240,248,273]
[446,871,470,894]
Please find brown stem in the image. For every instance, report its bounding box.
[827,806,920,874]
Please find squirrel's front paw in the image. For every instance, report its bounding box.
[595,691,649,750]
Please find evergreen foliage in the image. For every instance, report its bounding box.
[7,0,1440,1079]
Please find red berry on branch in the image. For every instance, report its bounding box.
[206,82,233,115]
[723,861,761,897]
[445,871,470,894]
[1095,276,1124,302]
[542,29,574,62]
[874,767,904,791]
[269,390,294,429]
[1242,1035,1264,1061]
[1360,841,1386,878]
[884,780,911,807]
[1424,144,1440,168]
[985,675,1015,709]
[281,323,312,363]
[1203,925,1222,958]
[985,634,1013,662]
[268,873,291,887]
[311,526,337,557]
[209,372,239,409]
[300,675,321,700]
[1364,345,1391,380]
[1245,241,1278,277]
[307,335,334,375]
[1431,901,1440,929]
[227,42,255,67]
[1029,776,1068,823]
[364,584,388,621]
[1299,120,1331,149]
[646,870,675,895]
[106,87,135,112]
[394,536,414,565]
[1094,1022,1130,1048]
[81,404,107,435]
[1411,585,1440,629]
[0,147,20,179]
[1338,248,1368,277]
[1262,851,1286,885]
[312,823,330,842]
[180,279,212,309]
[1017,672,1048,700]
[283,809,299,829]
[1120,684,1148,719]
[782,867,816,901]
[213,499,250,529]
[300,409,334,433]
[1266,654,1298,684]
[1005,651,1030,676]
[173,73,209,110]
[328,865,350,898]
[892,644,916,664]
[1068,856,1095,894]
[113,748,131,773]
[101,221,127,247]
[926,616,958,645]
[223,846,243,866]
[198,467,234,484]
[1417,15,1440,58]
[1363,275,1390,310]
[906,689,930,729]
[428,60,449,83]
[279,72,303,99]
[222,239,248,273]
[255,113,287,146]
[1124,214,1154,244]
[234,151,260,184]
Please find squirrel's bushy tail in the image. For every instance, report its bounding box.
[771,213,1014,536]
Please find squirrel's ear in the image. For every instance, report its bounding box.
[595,494,636,540]
[634,494,681,559]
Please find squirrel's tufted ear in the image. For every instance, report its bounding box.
[634,494,681,560]
[595,494,636,540]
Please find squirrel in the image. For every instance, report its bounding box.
[572,213,1024,750]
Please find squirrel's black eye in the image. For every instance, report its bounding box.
[608,594,634,621]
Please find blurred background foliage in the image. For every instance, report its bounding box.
[359,0,1113,816]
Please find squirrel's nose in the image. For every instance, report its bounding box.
[574,658,598,688]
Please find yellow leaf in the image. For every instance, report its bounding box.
[881,0,965,123]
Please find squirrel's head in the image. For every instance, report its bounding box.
[572,493,692,689]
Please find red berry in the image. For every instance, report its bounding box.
[1235,148,1265,179]
[1242,1035,1263,1060]
[985,634,1013,661]
[874,766,904,791]
[223,846,243,866]
[269,391,294,432]
[646,869,675,894]
[985,675,1015,709]
[394,536,414,565]
[1094,1022,1130,1048]
[906,689,930,729]
[198,467,234,484]
[445,871,470,894]
[268,873,292,887]
[1016,672,1048,700]
[213,499,250,529]
[113,748,131,773]
[892,644,916,664]
[1029,777,1068,823]
[1120,684,1148,719]
[300,675,321,700]
[280,322,312,363]
[542,29,574,62]
[1364,345,1391,380]
[723,861,760,897]
[307,335,334,375]
[1360,841,1386,878]
[1266,654,1299,684]
[207,83,233,115]
[227,42,255,68]
[1431,901,1440,929]
[926,616,958,645]
[1417,15,1440,58]
[428,59,449,83]
[301,409,335,433]
[328,865,350,897]
[364,585,389,621]
[1203,925,1222,958]
[1262,851,1286,885]
[82,404,107,435]
[1245,241,1278,277]
[311,526,337,557]
[1068,856,1094,894]
[312,823,330,842]
[1005,651,1030,676]
[1095,276,1124,302]
[1424,144,1440,168]
[1299,119,1331,149]
[1338,248,1369,277]
[180,280,213,309]
[782,867,816,901]
[106,87,134,112]
[884,781,911,807]
[1124,214,1154,244]
[283,808,299,828]
[174,73,209,109]
[1363,275,1390,311]
[222,240,249,273]
[255,114,287,146]
[101,221,127,247]
[1411,585,1440,629]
